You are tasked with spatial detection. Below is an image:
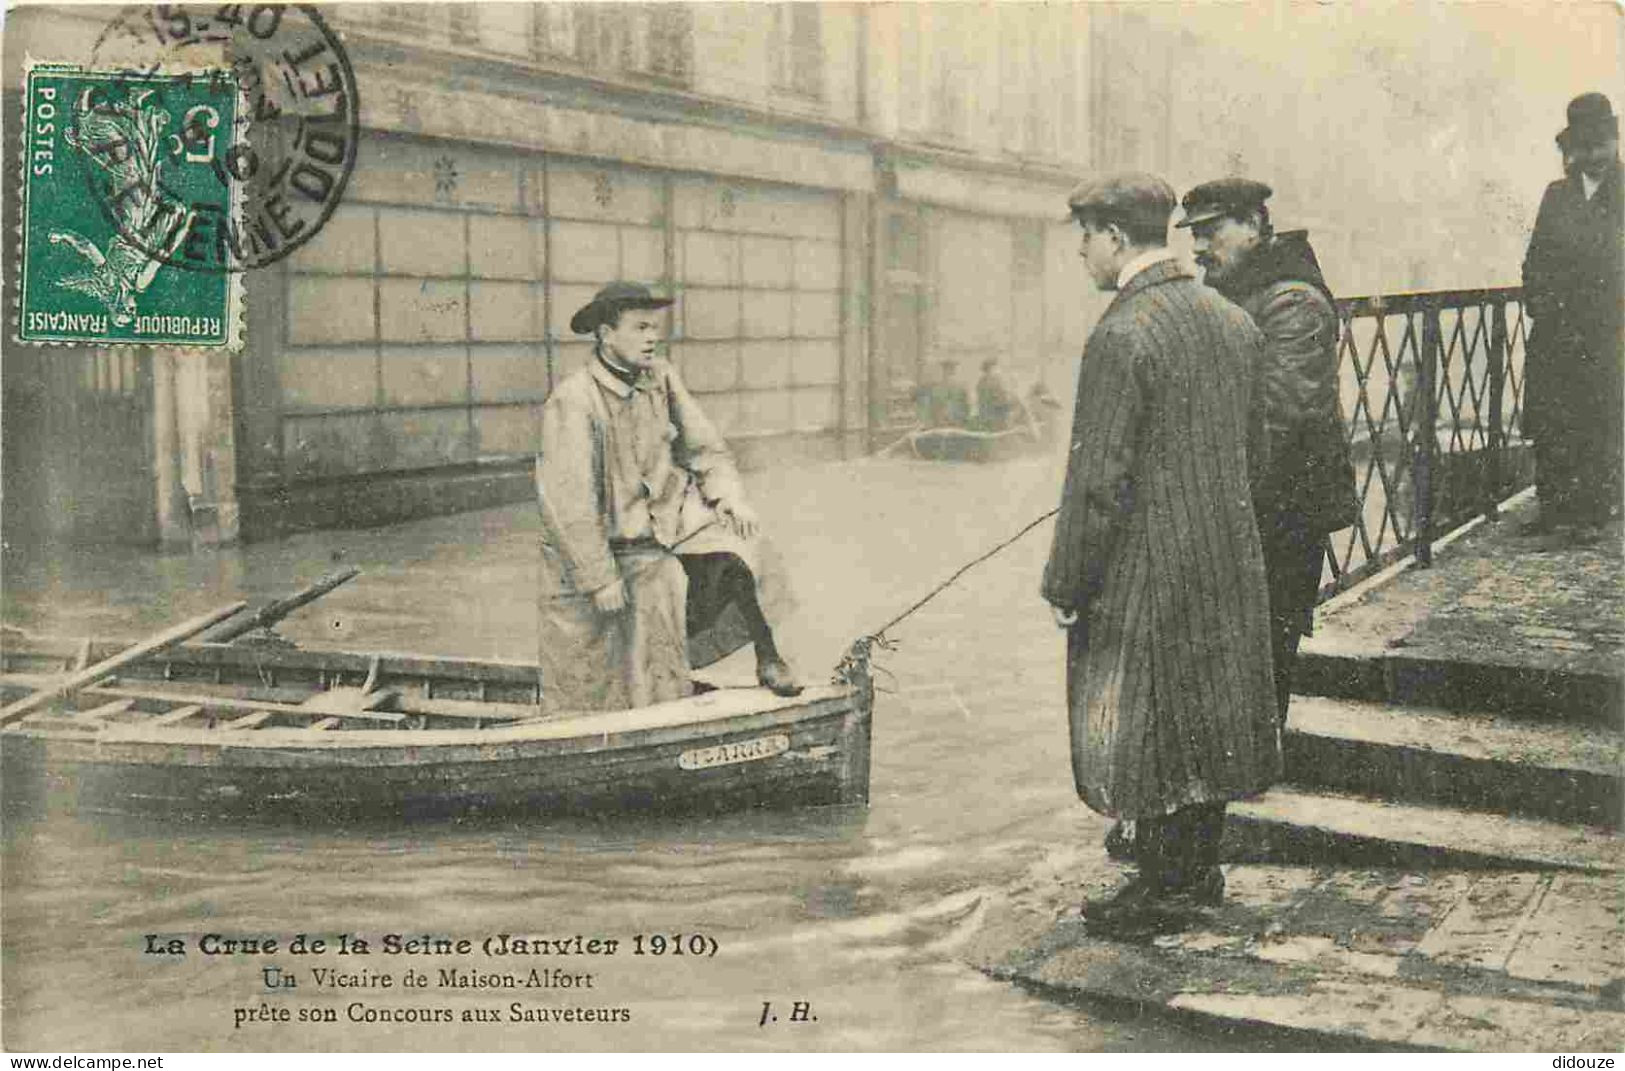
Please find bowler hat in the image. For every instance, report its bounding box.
[1557,92,1618,150]
[1176,178,1273,229]
[1066,172,1177,237]
[570,281,674,335]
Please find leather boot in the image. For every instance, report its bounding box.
[1104,819,1135,861]
[756,655,803,697]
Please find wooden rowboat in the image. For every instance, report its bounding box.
[879,415,1057,464]
[906,425,1042,463]
[0,633,874,820]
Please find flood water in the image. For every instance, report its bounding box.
[4,455,1292,1051]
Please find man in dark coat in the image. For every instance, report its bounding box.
[1044,174,1279,932]
[1521,92,1623,535]
[1179,179,1358,724]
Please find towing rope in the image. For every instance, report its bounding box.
[866,507,1061,643]
[833,507,1060,688]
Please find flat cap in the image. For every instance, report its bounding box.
[1176,178,1273,229]
[1066,172,1176,235]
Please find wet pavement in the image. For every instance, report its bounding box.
[968,846,1625,1052]
[1308,489,1625,683]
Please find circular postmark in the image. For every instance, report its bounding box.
[82,3,359,272]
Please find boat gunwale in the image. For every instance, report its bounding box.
[3,637,546,684]
[2,634,872,782]
[6,685,871,763]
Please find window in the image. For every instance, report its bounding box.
[644,5,693,83]
[376,4,428,34]
[448,5,478,46]
[774,3,824,99]
[923,6,972,142]
[445,5,474,45]
[572,4,692,85]
[576,5,633,70]
[533,5,577,58]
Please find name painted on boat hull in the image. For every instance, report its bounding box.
[678,734,790,771]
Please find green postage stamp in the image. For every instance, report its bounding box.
[18,63,241,348]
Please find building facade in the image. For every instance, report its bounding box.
[3,1,1107,547]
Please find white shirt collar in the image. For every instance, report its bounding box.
[1116,247,1174,290]
[1583,171,1602,200]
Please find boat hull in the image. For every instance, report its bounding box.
[907,427,1044,463]
[1,642,873,821]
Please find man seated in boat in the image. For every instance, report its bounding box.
[535,281,802,713]
[974,357,1021,432]
[913,359,971,428]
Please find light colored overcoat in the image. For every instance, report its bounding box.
[535,357,788,713]
[1042,259,1280,818]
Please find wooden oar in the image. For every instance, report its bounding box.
[0,602,247,726]
[198,567,361,643]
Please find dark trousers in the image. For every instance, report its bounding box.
[678,552,777,659]
[1134,803,1225,889]
[1529,335,1625,527]
[1260,514,1327,724]
[1537,433,1622,527]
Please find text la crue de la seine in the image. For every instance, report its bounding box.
[144,931,718,958]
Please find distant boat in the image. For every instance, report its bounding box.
[899,424,1048,463]
[0,634,874,820]
[880,389,1063,463]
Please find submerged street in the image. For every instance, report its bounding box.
[1,451,1313,1051]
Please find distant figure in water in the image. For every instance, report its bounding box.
[914,359,971,428]
[1026,378,1063,442]
[975,358,1019,432]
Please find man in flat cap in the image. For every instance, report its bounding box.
[1044,174,1279,932]
[1179,178,1356,725]
[915,358,971,429]
[534,281,801,713]
[1521,92,1623,538]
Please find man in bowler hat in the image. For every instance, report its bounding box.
[1044,174,1278,933]
[1178,178,1357,725]
[1521,92,1623,537]
[534,281,801,713]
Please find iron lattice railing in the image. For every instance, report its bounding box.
[1320,287,1531,598]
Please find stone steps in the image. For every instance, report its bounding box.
[1283,695,1621,827]
[1227,788,1623,873]
[1295,644,1623,729]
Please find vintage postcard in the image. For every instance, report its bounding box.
[1,0,1620,1057]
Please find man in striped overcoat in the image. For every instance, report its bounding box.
[1043,174,1280,932]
